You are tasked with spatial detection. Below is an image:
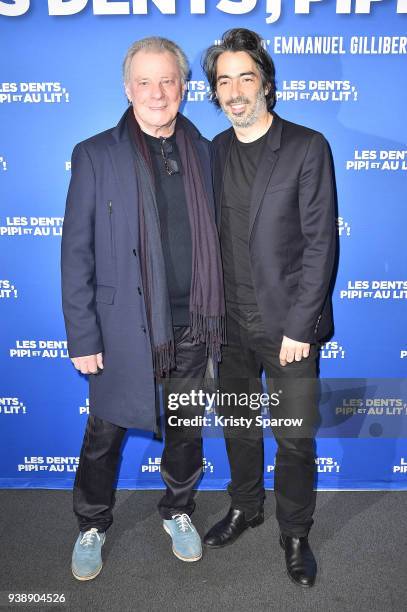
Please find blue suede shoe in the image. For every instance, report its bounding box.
[163,513,202,562]
[71,528,106,581]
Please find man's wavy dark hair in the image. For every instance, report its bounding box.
[202,28,277,111]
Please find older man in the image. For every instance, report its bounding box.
[61,37,224,580]
[202,29,336,587]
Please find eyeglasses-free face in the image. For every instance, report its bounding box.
[125,49,186,138]
[215,50,269,129]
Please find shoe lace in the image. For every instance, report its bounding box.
[172,513,193,533]
[80,528,101,547]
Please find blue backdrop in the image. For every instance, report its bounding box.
[1,1,406,490]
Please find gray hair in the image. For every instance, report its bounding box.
[123,36,189,84]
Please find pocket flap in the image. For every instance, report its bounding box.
[95,284,116,304]
[286,270,302,287]
[266,179,297,195]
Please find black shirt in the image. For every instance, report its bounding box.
[220,129,269,305]
[144,131,192,326]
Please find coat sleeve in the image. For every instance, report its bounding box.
[60,142,103,358]
[283,132,336,343]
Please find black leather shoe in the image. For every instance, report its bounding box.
[204,507,264,548]
[279,533,317,587]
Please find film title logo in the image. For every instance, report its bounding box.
[18,456,79,472]
[340,280,407,300]
[0,82,70,104]
[79,398,89,415]
[141,457,213,473]
[316,457,340,473]
[0,397,27,415]
[268,457,340,472]
[10,340,69,358]
[321,341,345,359]
[337,217,351,237]
[276,80,358,102]
[335,398,407,416]
[141,457,161,473]
[3,1,406,24]
[0,217,64,237]
[186,81,208,102]
[393,458,407,474]
[203,458,214,473]
[0,280,18,298]
[346,149,407,171]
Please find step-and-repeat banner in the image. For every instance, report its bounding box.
[1,1,406,490]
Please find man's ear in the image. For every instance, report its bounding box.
[124,82,131,103]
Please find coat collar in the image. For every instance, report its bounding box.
[215,110,283,155]
[107,107,207,249]
[111,106,204,144]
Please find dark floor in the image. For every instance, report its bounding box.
[0,490,405,612]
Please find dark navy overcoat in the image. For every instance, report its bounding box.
[61,109,213,431]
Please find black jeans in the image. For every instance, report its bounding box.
[73,326,207,532]
[218,303,320,538]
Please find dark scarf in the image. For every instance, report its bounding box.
[126,107,225,377]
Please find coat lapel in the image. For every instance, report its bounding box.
[214,112,283,239]
[107,109,212,247]
[248,111,283,241]
[107,109,140,248]
[108,138,140,248]
[213,128,233,231]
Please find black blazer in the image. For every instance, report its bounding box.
[211,111,337,344]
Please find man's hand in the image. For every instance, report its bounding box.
[71,353,104,375]
[279,336,310,366]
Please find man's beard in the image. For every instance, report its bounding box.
[222,88,268,128]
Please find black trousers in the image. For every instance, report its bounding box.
[73,326,207,532]
[218,304,320,538]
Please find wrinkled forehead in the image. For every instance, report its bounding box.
[129,49,181,79]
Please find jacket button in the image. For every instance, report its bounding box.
[141,325,146,333]
[132,249,137,257]
[138,286,142,295]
